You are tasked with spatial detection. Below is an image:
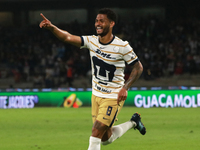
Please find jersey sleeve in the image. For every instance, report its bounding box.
[122,42,139,65]
[80,36,90,49]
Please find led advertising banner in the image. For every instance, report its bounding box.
[131,90,200,108]
[0,91,91,109]
[0,90,200,108]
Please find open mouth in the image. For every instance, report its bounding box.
[96,26,103,32]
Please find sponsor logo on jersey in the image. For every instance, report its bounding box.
[95,83,112,93]
[94,49,116,60]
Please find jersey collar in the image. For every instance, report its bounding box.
[99,35,115,45]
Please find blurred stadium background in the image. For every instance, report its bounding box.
[0,0,200,90]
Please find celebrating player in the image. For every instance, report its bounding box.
[40,8,146,150]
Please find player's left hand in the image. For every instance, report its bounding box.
[117,87,127,105]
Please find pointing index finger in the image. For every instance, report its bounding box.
[40,13,48,20]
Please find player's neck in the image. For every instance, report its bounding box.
[99,33,113,44]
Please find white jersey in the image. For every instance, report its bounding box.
[80,35,138,99]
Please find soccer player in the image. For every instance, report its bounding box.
[40,8,146,150]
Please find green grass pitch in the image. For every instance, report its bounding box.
[0,107,199,150]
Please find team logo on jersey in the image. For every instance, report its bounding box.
[94,49,116,60]
[113,46,119,53]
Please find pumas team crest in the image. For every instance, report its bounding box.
[113,46,119,53]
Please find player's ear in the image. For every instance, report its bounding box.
[110,21,115,28]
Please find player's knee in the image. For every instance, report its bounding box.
[101,134,114,146]
[91,120,109,138]
[101,128,112,141]
[101,128,113,146]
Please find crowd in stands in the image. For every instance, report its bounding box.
[0,15,200,88]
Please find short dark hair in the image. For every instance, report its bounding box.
[98,8,117,23]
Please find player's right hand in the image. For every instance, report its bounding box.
[39,13,53,29]
[117,87,127,105]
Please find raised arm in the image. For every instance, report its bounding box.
[39,13,82,47]
[117,61,143,104]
